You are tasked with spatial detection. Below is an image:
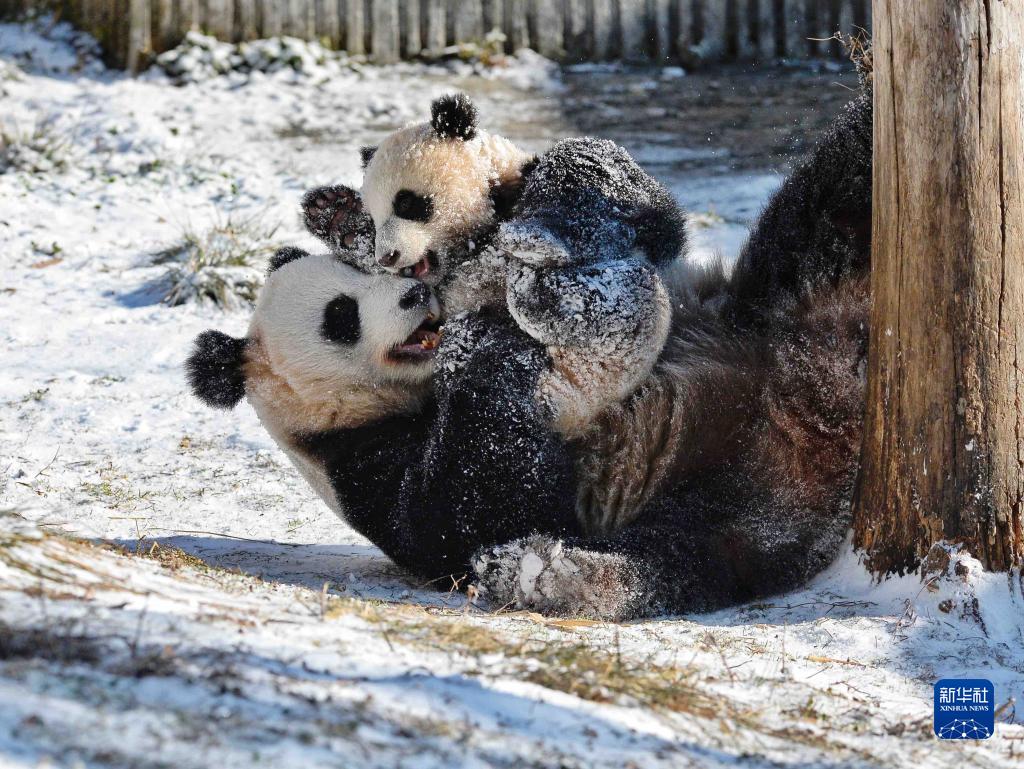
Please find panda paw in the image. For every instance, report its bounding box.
[472,535,645,621]
[301,185,376,269]
[434,311,550,403]
[496,220,573,268]
[433,312,492,384]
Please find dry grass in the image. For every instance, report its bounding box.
[0,117,72,175]
[152,212,281,309]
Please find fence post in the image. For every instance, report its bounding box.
[650,0,672,62]
[531,0,563,58]
[345,0,364,53]
[127,0,152,71]
[588,0,613,59]
[401,0,420,56]
[454,0,484,44]
[564,0,589,61]
[619,0,645,61]
[371,0,399,61]
[423,0,445,52]
[672,0,694,61]
[503,0,529,50]
[698,0,725,59]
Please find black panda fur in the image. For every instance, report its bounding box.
[475,91,875,618]
[291,91,875,618]
[293,313,583,579]
[501,137,687,267]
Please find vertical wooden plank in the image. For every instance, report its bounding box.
[453,0,484,43]
[423,0,445,51]
[152,0,177,49]
[757,0,777,59]
[735,0,757,59]
[127,0,152,71]
[282,0,305,37]
[314,0,341,45]
[401,0,421,56]
[482,0,504,39]
[531,0,563,58]
[851,0,868,34]
[346,0,365,53]
[372,0,399,61]
[504,0,529,51]
[260,0,282,35]
[784,0,809,58]
[804,0,820,57]
[619,0,645,61]
[825,0,842,57]
[649,0,671,62]
[236,0,259,41]
[590,0,614,59]
[179,0,200,31]
[698,0,725,59]
[671,0,694,61]
[564,0,589,61]
[204,0,233,38]
[836,0,853,54]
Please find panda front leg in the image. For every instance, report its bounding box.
[300,184,378,272]
[506,259,671,437]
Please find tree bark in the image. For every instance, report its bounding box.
[853,0,1024,574]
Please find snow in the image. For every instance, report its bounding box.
[1,18,1023,769]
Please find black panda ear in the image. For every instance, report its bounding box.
[186,330,248,409]
[268,246,310,274]
[360,145,377,168]
[430,93,478,141]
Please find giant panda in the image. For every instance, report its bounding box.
[301,93,688,437]
[474,90,875,619]
[186,250,442,514]
[187,248,583,578]
[190,89,874,620]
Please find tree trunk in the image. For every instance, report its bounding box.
[853,0,1024,574]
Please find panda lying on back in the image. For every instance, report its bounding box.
[301,93,688,436]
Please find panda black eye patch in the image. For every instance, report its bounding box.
[320,294,361,345]
[393,189,433,222]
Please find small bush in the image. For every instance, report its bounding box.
[153,213,280,310]
[0,118,72,175]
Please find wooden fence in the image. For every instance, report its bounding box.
[4,1,870,71]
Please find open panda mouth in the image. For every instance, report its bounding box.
[387,315,443,363]
[398,251,438,280]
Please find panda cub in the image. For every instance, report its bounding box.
[302,93,687,436]
[185,249,442,518]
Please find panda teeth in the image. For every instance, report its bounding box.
[399,266,415,278]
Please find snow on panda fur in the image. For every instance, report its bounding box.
[187,248,583,578]
[301,93,686,437]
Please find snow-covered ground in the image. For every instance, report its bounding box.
[1,18,1022,769]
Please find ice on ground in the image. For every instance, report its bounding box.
[1,18,1022,769]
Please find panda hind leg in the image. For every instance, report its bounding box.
[473,534,646,621]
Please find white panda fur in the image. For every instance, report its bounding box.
[361,120,532,279]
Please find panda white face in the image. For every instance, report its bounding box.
[252,253,442,391]
[359,94,532,286]
[361,124,494,283]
